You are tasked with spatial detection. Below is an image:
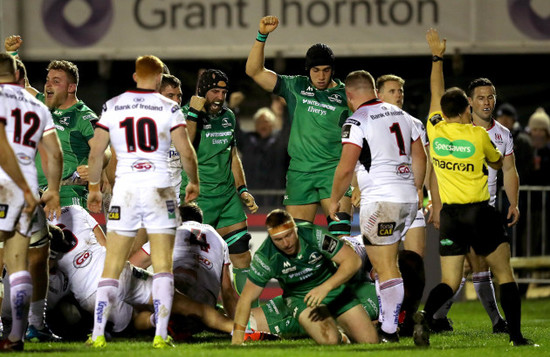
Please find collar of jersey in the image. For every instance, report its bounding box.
[127,88,156,93]
[358,98,382,109]
[472,117,496,130]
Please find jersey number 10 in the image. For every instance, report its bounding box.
[120,117,158,152]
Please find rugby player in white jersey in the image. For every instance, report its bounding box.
[159,74,185,202]
[329,70,426,343]
[131,203,237,317]
[85,55,199,348]
[130,203,240,338]
[0,53,63,351]
[376,74,429,335]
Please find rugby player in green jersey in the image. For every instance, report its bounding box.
[180,69,258,299]
[246,16,352,237]
[232,209,377,345]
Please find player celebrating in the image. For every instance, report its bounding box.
[181,69,258,300]
[246,16,352,237]
[85,55,199,348]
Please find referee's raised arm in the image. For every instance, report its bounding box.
[426,29,446,114]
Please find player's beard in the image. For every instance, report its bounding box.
[205,101,223,115]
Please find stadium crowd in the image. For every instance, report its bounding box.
[0,16,544,351]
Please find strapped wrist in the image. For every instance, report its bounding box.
[432,55,443,62]
[187,107,201,122]
[237,185,248,195]
[256,31,268,42]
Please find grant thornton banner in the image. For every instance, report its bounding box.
[4,0,550,60]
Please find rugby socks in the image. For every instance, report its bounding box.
[433,277,465,319]
[424,283,454,322]
[92,278,119,340]
[379,278,404,334]
[152,272,174,340]
[473,271,504,325]
[499,282,523,341]
[326,212,352,236]
[28,299,46,329]
[233,267,259,308]
[399,250,425,323]
[9,271,32,342]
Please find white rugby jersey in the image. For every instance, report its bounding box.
[413,117,429,148]
[141,220,229,307]
[0,83,54,188]
[342,99,420,203]
[478,119,514,206]
[49,205,106,303]
[97,89,185,187]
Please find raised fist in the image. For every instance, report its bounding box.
[259,16,279,35]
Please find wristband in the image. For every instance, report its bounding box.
[8,51,18,57]
[256,31,268,42]
[187,107,200,121]
[432,55,443,62]
[237,185,248,195]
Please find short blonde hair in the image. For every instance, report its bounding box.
[135,55,164,79]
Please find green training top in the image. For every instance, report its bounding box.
[248,222,344,298]
[180,104,237,197]
[35,93,97,186]
[273,75,349,172]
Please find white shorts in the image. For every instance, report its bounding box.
[118,262,153,306]
[106,185,179,233]
[0,179,43,237]
[360,201,417,245]
[408,208,426,230]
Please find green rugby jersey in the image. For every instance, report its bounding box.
[180,104,237,197]
[35,93,97,186]
[248,222,344,297]
[274,75,349,172]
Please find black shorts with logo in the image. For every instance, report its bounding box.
[439,201,510,256]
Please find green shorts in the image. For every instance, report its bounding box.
[350,281,379,320]
[284,169,352,206]
[195,190,247,230]
[261,296,304,336]
[59,186,87,208]
[285,285,360,321]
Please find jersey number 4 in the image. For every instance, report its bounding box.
[190,229,210,252]
[120,117,158,152]
[12,108,40,148]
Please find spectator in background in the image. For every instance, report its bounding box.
[527,107,550,185]
[495,103,534,183]
[236,107,289,207]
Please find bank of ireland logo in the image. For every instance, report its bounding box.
[508,0,550,39]
[433,138,475,159]
[42,0,114,47]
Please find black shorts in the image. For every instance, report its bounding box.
[439,201,509,256]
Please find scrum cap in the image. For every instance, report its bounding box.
[305,43,335,71]
[197,69,229,97]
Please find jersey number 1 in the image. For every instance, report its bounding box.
[120,117,158,152]
[389,122,406,156]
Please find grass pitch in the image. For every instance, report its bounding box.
[20,298,549,356]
